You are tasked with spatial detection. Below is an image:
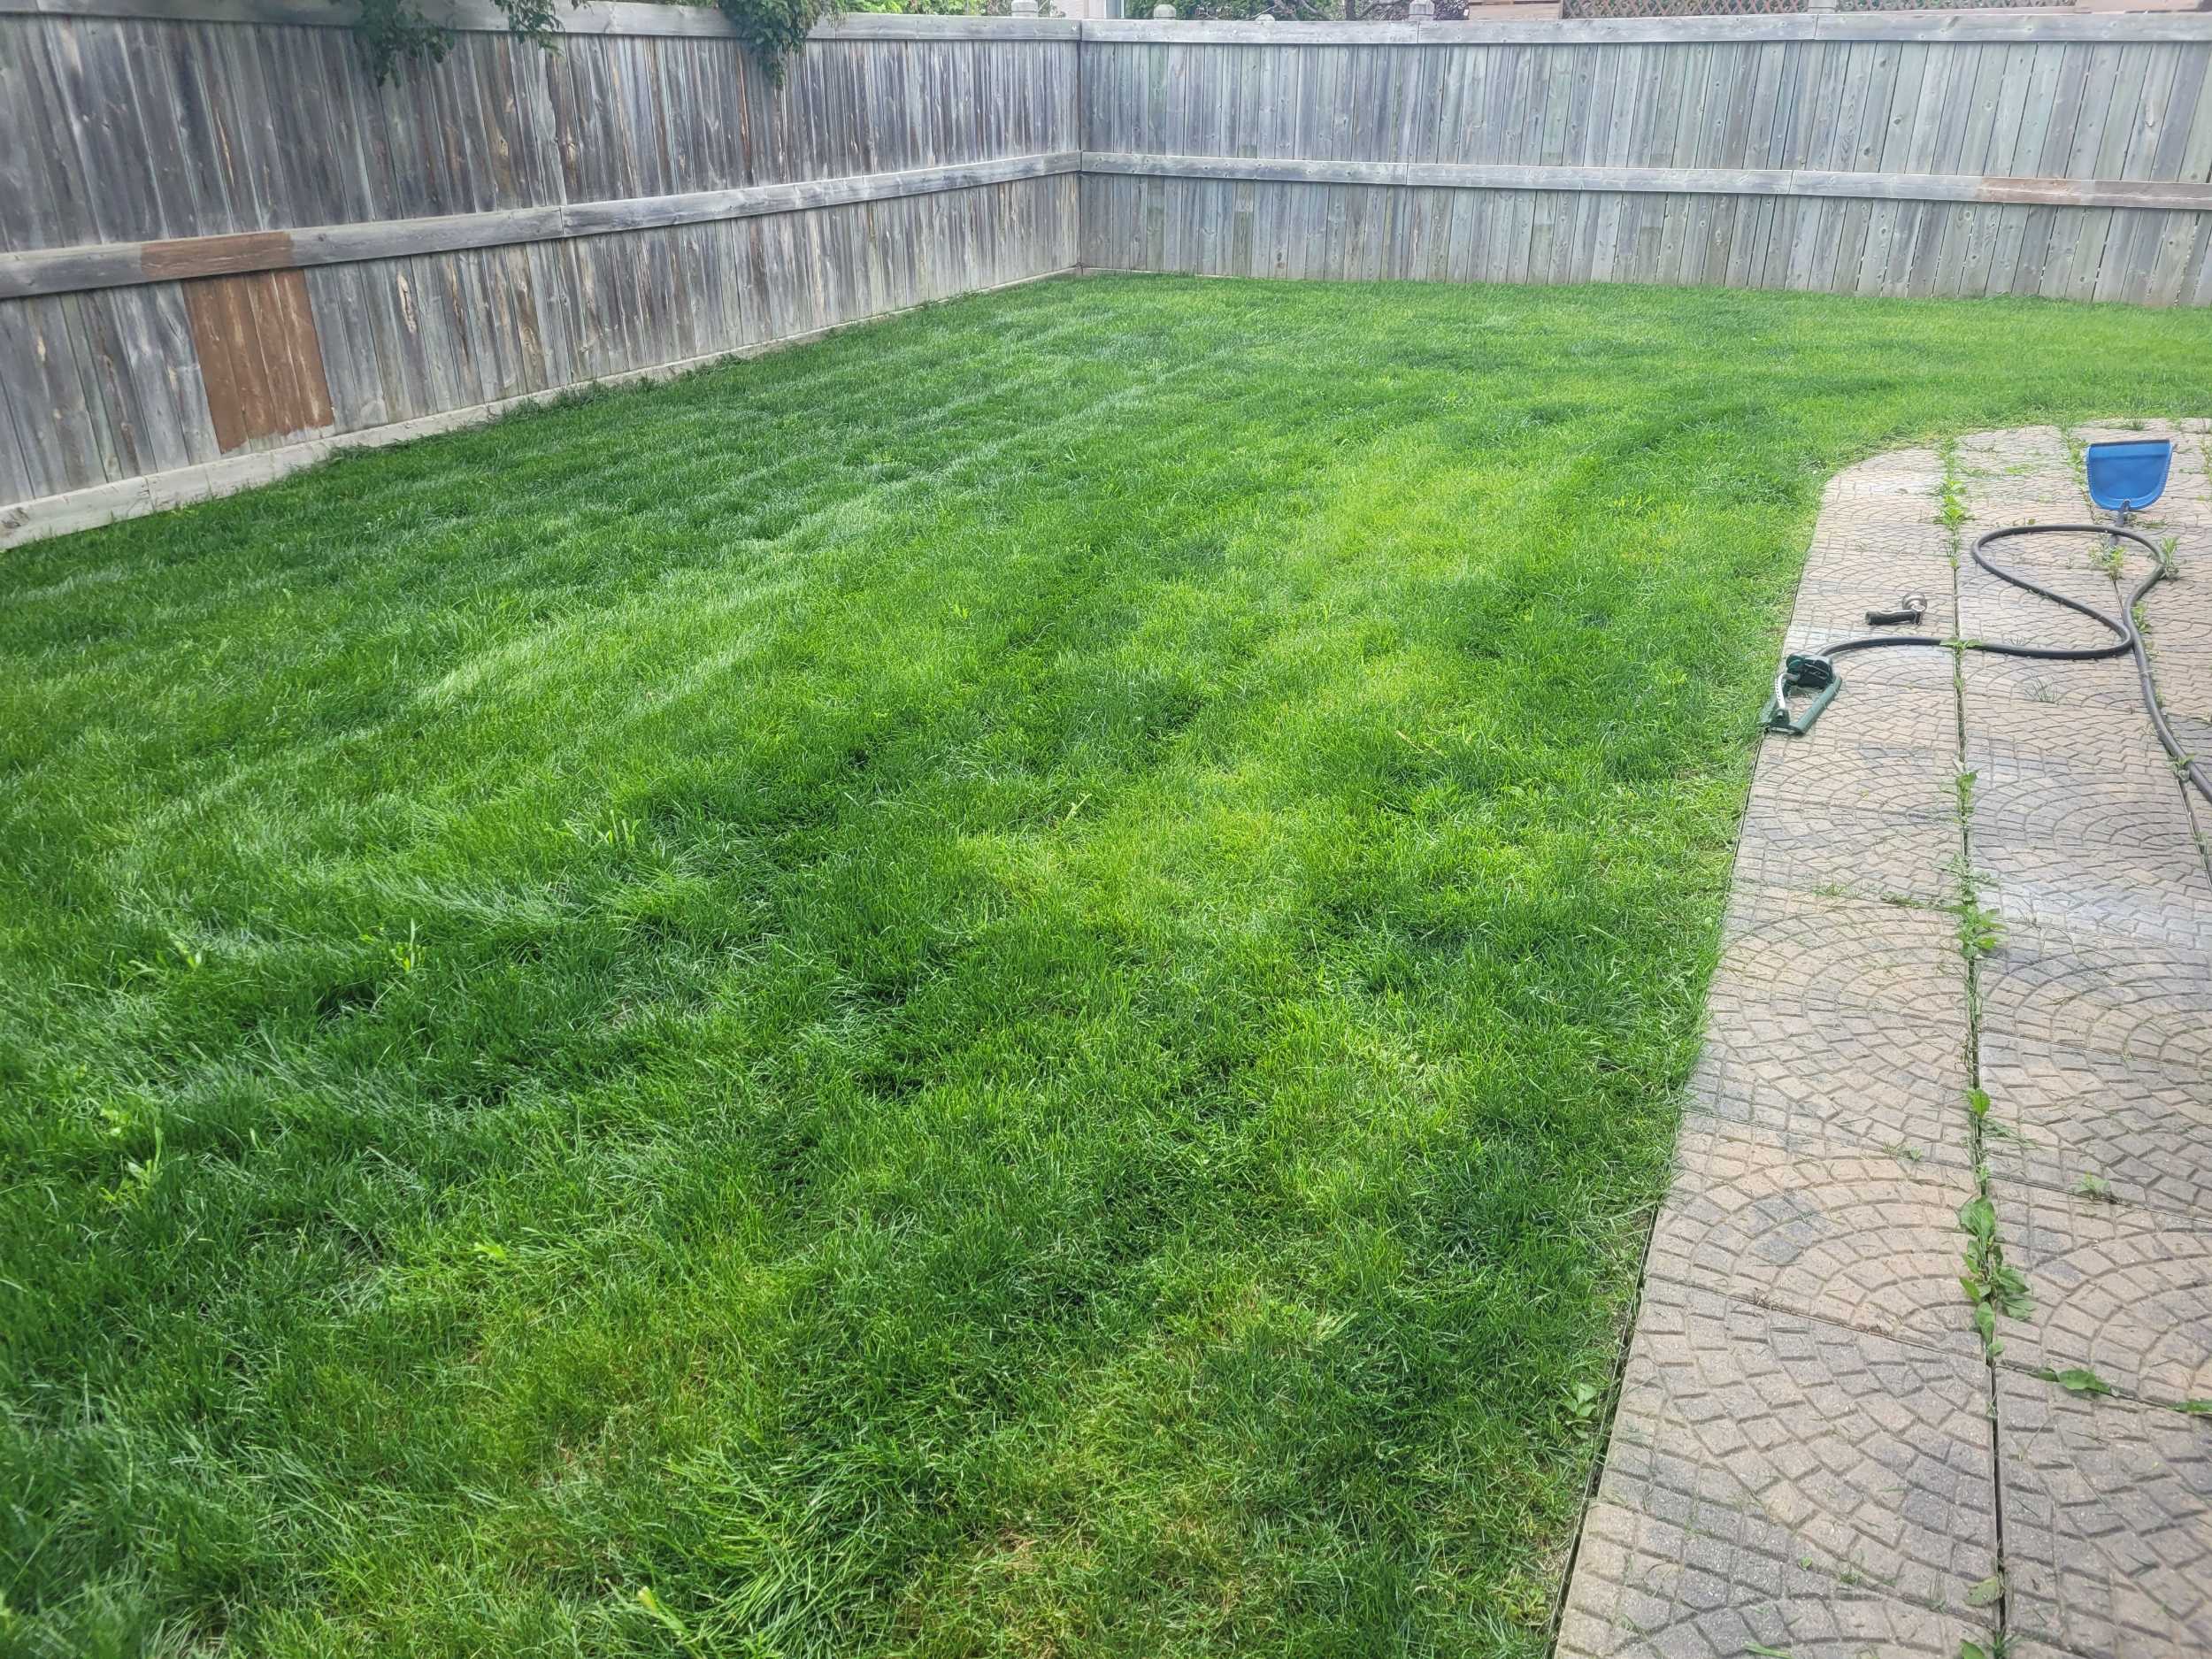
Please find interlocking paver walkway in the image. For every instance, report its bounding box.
[1998,1371,2212,1659]
[1558,425,2212,1659]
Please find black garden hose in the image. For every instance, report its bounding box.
[1793,523,2211,807]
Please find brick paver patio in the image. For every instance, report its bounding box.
[1557,425,2212,1659]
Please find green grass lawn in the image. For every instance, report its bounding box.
[4,274,2208,1658]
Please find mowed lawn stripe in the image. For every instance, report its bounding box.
[3,276,2207,1657]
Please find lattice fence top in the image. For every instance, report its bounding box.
[1563,0,2070,15]
[1563,0,1800,16]
[1836,0,2074,11]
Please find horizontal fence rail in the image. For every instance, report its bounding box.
[6,4,2212,545]
[1079,154,2212,212]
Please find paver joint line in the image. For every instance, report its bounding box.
[1555,424,2212,1659]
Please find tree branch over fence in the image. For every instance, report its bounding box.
[350,0,833,82]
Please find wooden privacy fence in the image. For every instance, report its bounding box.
[5,3,2212,545]
[0,1,1081,542]
[1079,14,2212,297]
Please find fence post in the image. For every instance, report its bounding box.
[1010,0,1039,13]
[1408,0,1435,17]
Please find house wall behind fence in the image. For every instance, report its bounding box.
[1078,15,2212,299]
[0,1,1080,543]
[7,5,2212,546]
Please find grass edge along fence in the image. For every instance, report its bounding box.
[0,5,1085,544]
[7,1,2212,545]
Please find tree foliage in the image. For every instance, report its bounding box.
[350,0,839,86]
[349,0,1456,88]
[353,0,561,82]
[1141,0,1329,16]
[710,0,834,82]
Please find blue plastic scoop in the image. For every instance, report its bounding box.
[2084,438,2172,517]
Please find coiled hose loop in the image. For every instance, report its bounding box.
[1802,523,2208,807]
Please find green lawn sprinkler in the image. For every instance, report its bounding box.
[1762,653,1839,735]
[1763,593,1924,734]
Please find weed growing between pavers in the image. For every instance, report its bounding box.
[5,277,2212,1658]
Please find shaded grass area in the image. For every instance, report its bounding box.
[3,274,2208,1657]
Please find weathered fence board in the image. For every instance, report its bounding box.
[8,4,2212,548]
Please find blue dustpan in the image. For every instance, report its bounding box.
[2085,439,2171,515]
